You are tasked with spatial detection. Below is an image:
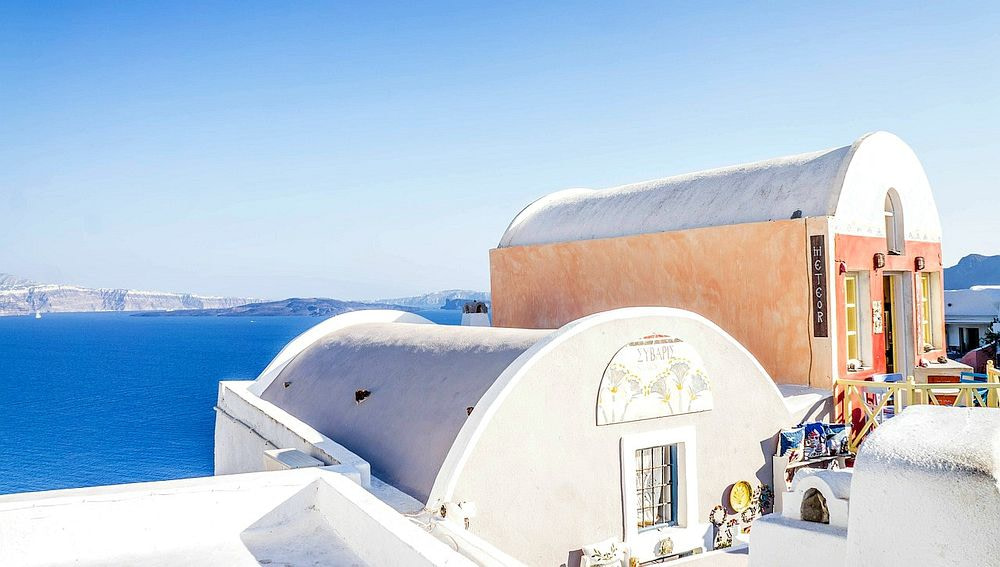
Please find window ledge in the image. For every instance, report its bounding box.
[639,522,679,534]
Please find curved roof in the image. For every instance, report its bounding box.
[498,131,941,248]
[259,321,551,502]
[247,310,433,396]
[945,287,1000,322]
[426,306,794,506]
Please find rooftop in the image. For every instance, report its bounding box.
[945,287,1000,321]
[0,467,474,567]
[260,321,551,502]
[499,131,941,248]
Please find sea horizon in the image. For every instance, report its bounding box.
[0,309,460,495]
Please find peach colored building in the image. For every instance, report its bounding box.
[490,132,948,389]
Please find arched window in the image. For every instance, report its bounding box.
[884,189,904,255]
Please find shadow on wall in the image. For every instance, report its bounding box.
[756,436,779,488]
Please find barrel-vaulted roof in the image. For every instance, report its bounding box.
[259,321,551,502]
[498,131,941,248]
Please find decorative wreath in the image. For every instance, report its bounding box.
[759,484,775,511]
[740,506,756,524]
[709,505,726,526]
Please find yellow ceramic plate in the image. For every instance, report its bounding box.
[730,480,753,512]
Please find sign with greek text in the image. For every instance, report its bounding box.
[596,335,712,425]
[810,235,829,337]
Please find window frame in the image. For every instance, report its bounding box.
[884,189,905,255]
[845,274,861,364]
[920,272,940,348]
[620,427,703,558]
[843,271,872,371]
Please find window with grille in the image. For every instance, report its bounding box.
[635,444,678,530]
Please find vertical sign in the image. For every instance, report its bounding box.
[810,235,829,337]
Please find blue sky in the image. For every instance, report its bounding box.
[1,2,998,299]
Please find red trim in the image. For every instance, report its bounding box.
[833,235,944,377]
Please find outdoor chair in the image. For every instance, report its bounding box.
[868,373,905,421]
[959,372,989,407]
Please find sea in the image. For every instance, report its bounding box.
[0,309,460,495]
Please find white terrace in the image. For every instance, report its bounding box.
[0,467,474,567]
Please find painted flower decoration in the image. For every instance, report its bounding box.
[598,363,640,421]
[603,364,638,396]
[650,370,672,402]
[597,336,713,424]
[667,358,693,391]
[687,369,710,399]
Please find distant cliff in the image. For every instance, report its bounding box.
[0,273,259,316]
[945,255,1000,290]
[378,289,490,310]
[134,297,419,317]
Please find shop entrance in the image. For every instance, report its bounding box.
[883,275,898,373]
[959,327,980,354]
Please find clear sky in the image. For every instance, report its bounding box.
[1,2,998,300]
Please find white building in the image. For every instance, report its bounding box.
[945,285,1000,354]
[215,307,831,565]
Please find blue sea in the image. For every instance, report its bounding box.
[0,309,460,495]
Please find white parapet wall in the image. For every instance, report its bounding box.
[751,469,851,567]
[215,380,371,485]
[781,469,852,528]
[0,467,475,567]
[750,514,848,567]
[845,406,1000,565]
[461,312,491,326]
[752,405,1000,567]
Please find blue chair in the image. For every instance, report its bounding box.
[869,373,905,420]
[960,372,989,406]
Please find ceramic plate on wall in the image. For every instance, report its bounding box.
[730,480,753,512]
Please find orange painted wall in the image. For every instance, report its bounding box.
[490,219,824,387]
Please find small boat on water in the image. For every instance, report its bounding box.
[34,311,41,319]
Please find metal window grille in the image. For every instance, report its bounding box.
[635,444,678,530]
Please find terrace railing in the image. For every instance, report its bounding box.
[837,361,1000,453]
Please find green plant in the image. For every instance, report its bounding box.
[984,316,1000,346]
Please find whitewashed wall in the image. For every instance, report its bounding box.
[433,308,797,565]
